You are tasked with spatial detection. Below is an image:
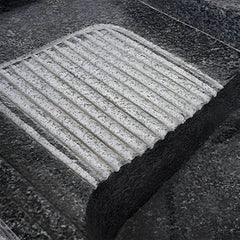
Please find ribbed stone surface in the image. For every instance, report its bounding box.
[0,24,222,187]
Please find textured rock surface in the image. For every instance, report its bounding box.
[0,157,87,240]
[0,219,20,240]
[0,0,239,82]
[140,0,240,50]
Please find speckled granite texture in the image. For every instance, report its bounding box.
[0,0,239,83]
[0,112,92,239]
[0,0,37,12]
[141,0,240,50]
[207,0,240,10]
[0,0,240,239]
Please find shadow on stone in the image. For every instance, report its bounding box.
[86,72,240,240]
[0,0,38,12]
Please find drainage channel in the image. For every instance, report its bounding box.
[0,24,222,190]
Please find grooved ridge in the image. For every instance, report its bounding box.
[0,24,222,187]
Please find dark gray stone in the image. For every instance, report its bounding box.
[0,112,93,238]
[0,158,86,240]
[141,0,240,50]
[117,83,240,240]
[0,0,239,83]
[0,197,51,240]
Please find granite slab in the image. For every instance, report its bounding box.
[0,0,239,239]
